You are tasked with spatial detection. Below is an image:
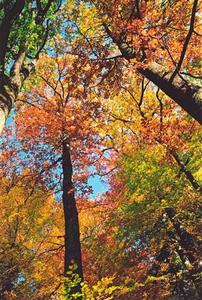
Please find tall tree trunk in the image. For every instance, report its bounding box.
[0,0,25,135]
[165,207,198,265]
[62,141,83,288]
[0,81,14,135]
[0,0,57,135]
[103,23,202,124]
[138,63,202,124]
[0,51,27,135]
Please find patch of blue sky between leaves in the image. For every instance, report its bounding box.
[88,174,109,199]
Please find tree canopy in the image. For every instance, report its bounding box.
[0,1,201,299]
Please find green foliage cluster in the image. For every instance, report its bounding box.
[2,1,61,70]
[62,266,128,300]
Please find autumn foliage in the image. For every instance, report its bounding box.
[0,1,201,299]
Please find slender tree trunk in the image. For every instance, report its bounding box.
[62,141,83,287]
[169,149,202,193]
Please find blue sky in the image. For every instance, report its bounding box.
[88,174,109,198]
[2,113,109,199]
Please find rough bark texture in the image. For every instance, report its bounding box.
[112,0,202,124]
[108,30,202,124]
[0,78,15,135]
[138,63,202,124]
[0,0,58,134]
[0,0,25,67]
[0,1,26,133]
[0,51,27,135]
[62,141,83,281]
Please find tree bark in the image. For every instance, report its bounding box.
[62,141,83,285]
[104,23,202,124]
[0,1,26,134]
[169,149,202,193]
[138,63,202,124]
[0,1,57,134]
[165,207,198,265]
[0,80,14,135]
[0,50,28,134]
[0,0,25,68]
[0,107,7,135]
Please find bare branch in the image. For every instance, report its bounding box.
[170,0,199,81]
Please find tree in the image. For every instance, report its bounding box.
[1,0,201,134]
[63,0,202,123]
[0,0,61,134]
[86,68,202,299]
[0,174,64,299]
[10,52,104,295]
[0,2,201,298]
[84,128,201,298]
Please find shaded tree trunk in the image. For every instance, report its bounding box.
[62,141,83,286]
[138,63,202,124]
[169,149,202,193]
[149,207,201,299]
[1,276,17,300]
[0,0,26,135]
[165,207,198,265]
[0,0,58,135]
[103,23,202,124]
[165,208,201,299]
[0,51,28,135]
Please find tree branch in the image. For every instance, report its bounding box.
[170,0,198,82]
